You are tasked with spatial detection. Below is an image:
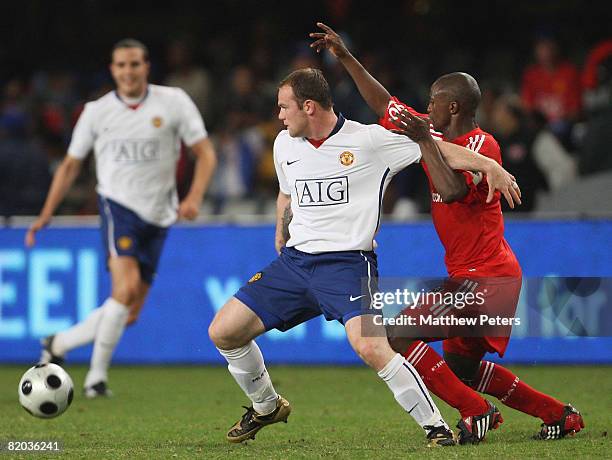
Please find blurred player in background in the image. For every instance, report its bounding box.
[26,39,217,398]
[310,22,584,442]
[208,68,520,447]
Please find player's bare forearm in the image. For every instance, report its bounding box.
[25,155,82,247]
[281,203,292,243]
[275,192,292,254]
[185,138,217,203]
[40,156,83,220]
[437,141,496,173]
[436,141,521,207]
[338,54,390,118]
[310,22,390,117]
[178,138,216,221]
[418,139,468,203]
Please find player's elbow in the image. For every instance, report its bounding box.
[202,146,218,172]
[440,191,461,204]
[439,189,461,204]
[208,148,218,170]
[375,103,388,118]
[375,96,391,118]
[193,139,217,168]
[440,182,469,204]
[60,156,83,178]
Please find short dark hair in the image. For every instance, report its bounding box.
[278,68,333,110]
[433,72,481,116]
[111,38,149,62]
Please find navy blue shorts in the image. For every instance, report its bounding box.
[235,246,379,332]
[98,195,168,284]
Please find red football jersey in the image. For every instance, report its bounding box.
[380,97,521,278]
[380,97,442,139]
[521,62,581,122]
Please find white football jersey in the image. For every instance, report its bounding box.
[274,117,421,253]
[68,84,208,226]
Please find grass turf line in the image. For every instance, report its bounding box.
[0,365,609,459]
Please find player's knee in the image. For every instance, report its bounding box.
[352,337,384,368]
[207,321,224,348]
[112,282,140,306]
[208,319,243,350]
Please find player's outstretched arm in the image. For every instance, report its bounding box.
[275,192,292,254]
[25,155,83,247]
[391,109,521,208]
[436,142,521,208]
[178,137,217,220]
[310,22,390,117]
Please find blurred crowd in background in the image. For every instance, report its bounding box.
[1,0,611,220]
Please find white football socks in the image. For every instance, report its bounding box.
[378,353,447,430]
[84,298,129,388]
[217,341,279,415]
[52,303,106,356]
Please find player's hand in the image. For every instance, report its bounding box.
[178,196,201,220]
[485,163,522,208]
[25,215,51,248]
[274,238,285,255]
[389,109,433,143]
[309,22,350,59]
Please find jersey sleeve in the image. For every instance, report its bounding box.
[273,134,291,195]
[379,96,443,140]
[368,124,422,174]
[457,134,502,204]
[67,103,96,159]
[175,88,208,147]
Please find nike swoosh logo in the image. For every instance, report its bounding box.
[408,403,419,413]
[287,159,301,165]
[349,295,366,302]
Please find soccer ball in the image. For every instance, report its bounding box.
[18,363,74,418]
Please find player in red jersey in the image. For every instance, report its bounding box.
[310,22,584,443]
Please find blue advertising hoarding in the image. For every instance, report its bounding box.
[0,220,610,364]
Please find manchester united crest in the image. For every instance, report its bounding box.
[340,151,354,166]
[117,236,133,250]
[152,116,163,128]
[248,272,263,283]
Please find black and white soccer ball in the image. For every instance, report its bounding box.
[18,363,74,418]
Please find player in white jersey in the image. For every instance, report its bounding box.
[208,68,518,447]
[26,39,217,397]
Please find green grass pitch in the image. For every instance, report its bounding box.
[0,365,610,459]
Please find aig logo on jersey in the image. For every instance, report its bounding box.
[105,139,161,163]
[339,151,354,166]
[295,177,349,207]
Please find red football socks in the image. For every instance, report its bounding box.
[475,361,565,424]
[403,341,489,418]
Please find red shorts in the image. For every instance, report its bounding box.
[392,275,522,359]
